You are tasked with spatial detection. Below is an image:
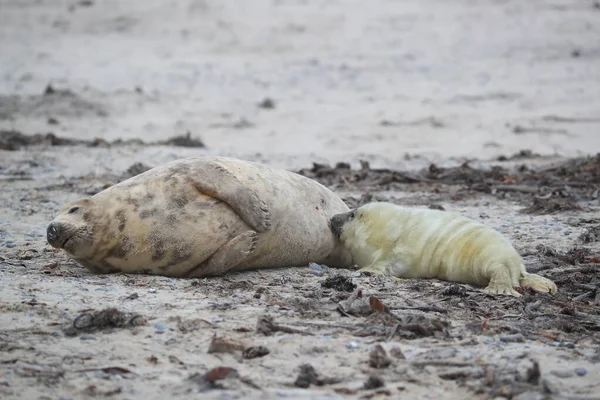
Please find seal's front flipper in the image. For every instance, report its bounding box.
[359,261,398,276]
[189,162,271,232]
[186,230,259,278]
[519,272,557,295]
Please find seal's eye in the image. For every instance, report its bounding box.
[349,211,356,220]
[68,206,80,214]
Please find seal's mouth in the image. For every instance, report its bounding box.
[62,235,73,249]
[47,222,80,250]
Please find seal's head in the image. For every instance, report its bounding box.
[47,198,99,259]
[331,202,394,244]
[330,208,360,239]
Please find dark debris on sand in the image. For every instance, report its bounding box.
[63,308,146,336]
[0,130,85,150]
[520,196,583,215]
[323,245,600,345]
[0,130,205,151]
[293,364,343,388]
[298,153,600,213]
[321,275,357,292]
[579,225,600,243]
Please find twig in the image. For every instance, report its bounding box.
[572,291,594,302]
[545,265,599,275]
[551,393,600,400]
[492,185,538,194]
[411,360,489,368]
[256,315,313,336]
[434,338,479,347]
[287,321,356,331]
[389,305,447,314]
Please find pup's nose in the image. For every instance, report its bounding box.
[46,223,61,247]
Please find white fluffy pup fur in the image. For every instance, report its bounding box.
[330,202,557,297]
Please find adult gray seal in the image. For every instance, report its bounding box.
[47,156,352,277]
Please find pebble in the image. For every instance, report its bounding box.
[574,367,587,376]
[560,342,576,349]
[148,289,157,294]
[308,263,324,275]
[550,369,574,378]
[153,322,169,330]
[499,333,525,343]
[351,271,361,277]
[79,334,97,341]
[308,263,329,276]
[346,341,359,349]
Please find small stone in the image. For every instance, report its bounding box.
[207,336,246,354]
[499,333,525,343]
[258,98,275,109]
[363,374,385,390]
[308,262,324,275]
[294,364,319,388]
[389,347,406,359]
[346,341,359,349]
[368,344,392,369]
[550,369,574,378]
[242,346,270,359]
[574,367,587,376]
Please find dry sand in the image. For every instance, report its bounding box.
[1,0,600,399]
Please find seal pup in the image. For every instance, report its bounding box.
[330,202,557,297]
[47,156,353,277]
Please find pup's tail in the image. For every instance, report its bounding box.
[519,272,558,295]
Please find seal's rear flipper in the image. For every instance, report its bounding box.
[519,272,558,295]
[186,230,259,278]
[189,162,271,232]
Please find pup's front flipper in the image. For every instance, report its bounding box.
[189,162,271,232]
[186,230,259,278]
[358,262,404,283]
[358,261,390,275]
[519,273,558,295]
[483,267,522,297]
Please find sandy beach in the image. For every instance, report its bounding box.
[1,1,599,399]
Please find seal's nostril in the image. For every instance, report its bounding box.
[46,223,60,245]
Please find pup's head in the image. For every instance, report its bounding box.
[330,208,360,239]
[330,202,398,242]
[46,198,104,259]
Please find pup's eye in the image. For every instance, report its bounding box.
[68,206,80,214]
[349,211,356,219]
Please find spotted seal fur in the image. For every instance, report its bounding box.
[47,156,353,277]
